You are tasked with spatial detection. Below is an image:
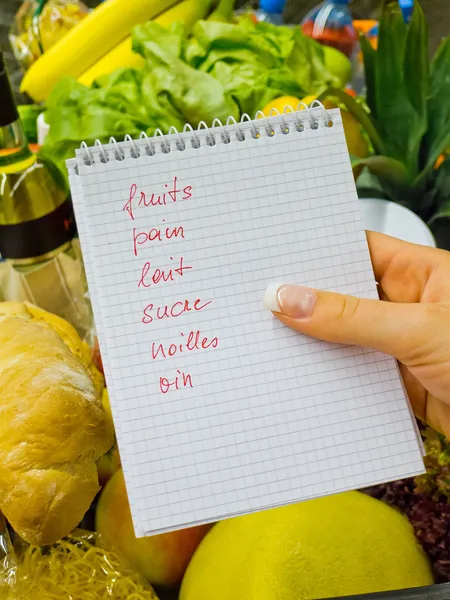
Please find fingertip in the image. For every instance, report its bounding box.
[263,282,284,312]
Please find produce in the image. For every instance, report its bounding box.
[180,491,433,600]
[9,0,89,71]
[261,95,309,115]
[42,17,348,178]
[415,428,450,502]
[0,301,113,545]
[20,0,182,102]
[319,0,450,249]
[96,469,212,587]
[96,445,121,487]
[207,0,236,22]
[2,530,159,599]
[367,476,450,583]
[78,0,214,87]
[261,94,368,174]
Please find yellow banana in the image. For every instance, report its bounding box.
[78,0,214,87]
[21,0,182,103]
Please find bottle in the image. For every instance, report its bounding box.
[399,0,414,22]
[301,0,358,60]
[0,51,93,342]
[254,0,286,25]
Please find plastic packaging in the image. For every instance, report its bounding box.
[0,529,159,599]
[254,0,286,25]
[9,0,89,72]
[301,0,358,60]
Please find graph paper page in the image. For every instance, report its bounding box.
[68,109,424,537]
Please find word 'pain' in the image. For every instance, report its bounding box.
[133,223,184,256]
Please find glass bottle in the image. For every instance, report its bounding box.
[0,51,93,342]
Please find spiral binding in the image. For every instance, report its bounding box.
[77,101,334,167]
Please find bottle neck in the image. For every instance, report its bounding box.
[0,53,34,171]
[0,119,34,172]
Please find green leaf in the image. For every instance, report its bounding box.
[352,155,409,185]
[423,36,450,172]
[317,86,385,154]
[359,34,377,121]
[352,154,410,202]
[374,0,427,176]
[403,2,428,123]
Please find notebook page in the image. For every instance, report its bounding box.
[67,166,123,445]
[71,109,424,536]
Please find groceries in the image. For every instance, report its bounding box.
[319,1,450,250]
[78,0,214,87]
[9,0,89,71]
[20,0,183,102]
[301,0,358,60]
[180,492,433,600]
[42,16,350,179]
[0,301,113,545]
[261,93,368,179]
[96,469,212,587]
[2,530,159,600]
[0,52,94,339]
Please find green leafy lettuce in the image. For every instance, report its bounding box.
[41,17,349,176]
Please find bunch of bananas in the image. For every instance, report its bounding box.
[20,0,214,102]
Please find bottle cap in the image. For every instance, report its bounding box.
[399,0,414,21]
[0,52,19,128]
[259,0,286,14]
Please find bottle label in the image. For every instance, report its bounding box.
[0,197,77,259]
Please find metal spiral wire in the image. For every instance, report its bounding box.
[78,102,333,166]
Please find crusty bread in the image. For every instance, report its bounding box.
[0,302,113,545]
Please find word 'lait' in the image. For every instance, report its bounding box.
[123,178,192,221]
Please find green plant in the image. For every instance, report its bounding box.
[319,0,450,249]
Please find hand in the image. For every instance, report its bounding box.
[263,232,450,438]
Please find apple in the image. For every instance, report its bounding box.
[96,469,212,587]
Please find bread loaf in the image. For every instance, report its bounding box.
[0,302,114,544]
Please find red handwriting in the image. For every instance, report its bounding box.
[133,223,184,256]
[142,298,212,324]
[160,370,193,394]
[151,330,219,360]
[123,178,192,221]
[138,256,192,288]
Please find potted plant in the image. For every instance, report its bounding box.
[319,0,450,249]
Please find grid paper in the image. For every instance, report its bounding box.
[67,109,424,537]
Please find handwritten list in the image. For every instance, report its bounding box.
[123,178,218,395]
[69,110,424,537]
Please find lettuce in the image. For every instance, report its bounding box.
[42,18,346,177]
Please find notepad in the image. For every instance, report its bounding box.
[67,107,424,537]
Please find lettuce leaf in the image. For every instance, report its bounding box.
[42,18,346,177]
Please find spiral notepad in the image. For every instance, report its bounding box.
[67,105,424,537]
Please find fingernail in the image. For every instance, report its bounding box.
[263,283,317,319]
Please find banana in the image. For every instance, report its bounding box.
[21,0,182,103]
[78,0,214,87]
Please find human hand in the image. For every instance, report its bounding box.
[263,232,450,438]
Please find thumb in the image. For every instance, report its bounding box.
[263,283,430,361]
